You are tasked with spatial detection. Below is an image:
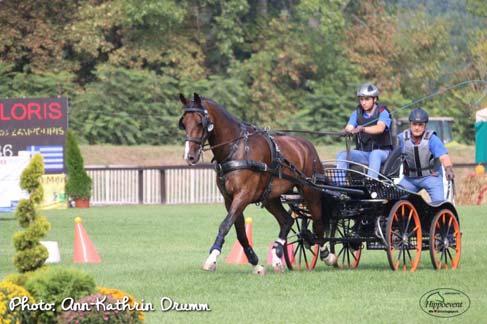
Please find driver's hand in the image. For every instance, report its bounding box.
[351,126,364,134]
[445,166,455,181]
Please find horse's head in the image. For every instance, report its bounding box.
[178,93,214,165]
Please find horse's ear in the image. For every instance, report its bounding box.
[179,93,188,106]
[194,93,202,107]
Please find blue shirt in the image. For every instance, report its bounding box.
[397,132,448,158]
[347,107,392,129]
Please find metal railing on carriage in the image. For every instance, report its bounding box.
[85,163,484,206]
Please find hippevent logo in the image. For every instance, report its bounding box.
[420,288,470,318]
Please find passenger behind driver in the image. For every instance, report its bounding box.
[398,108,455,202]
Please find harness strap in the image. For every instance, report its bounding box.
[216,160,270,176]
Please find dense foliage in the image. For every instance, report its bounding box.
[65,130,92,199]
[25,267,96,323]
[1,0,486,144]
[13,154,51,273]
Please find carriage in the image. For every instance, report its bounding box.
[280,140,461,272]
[179,93,461,273]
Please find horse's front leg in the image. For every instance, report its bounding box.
[203,195,251,272]
[234,213,265,275]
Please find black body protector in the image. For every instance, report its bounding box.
[355,105,393,152]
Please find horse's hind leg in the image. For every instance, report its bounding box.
[264,198,294,272]
[301,187,334,264]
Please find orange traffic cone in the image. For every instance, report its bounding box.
[267,242,295,265]
[73,217,101,263]
[225,217,253,264]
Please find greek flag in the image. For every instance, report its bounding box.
[26,145,64,173]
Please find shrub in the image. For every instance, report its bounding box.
[0,281,36,323]
[65,130,92,200]
[13,154,51,273]
[3,267,48,287]
[58,293,136,324]
[25,267,96,323]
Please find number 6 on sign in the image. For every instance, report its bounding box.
[0,144,13,157]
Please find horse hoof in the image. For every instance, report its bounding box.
[253,264,266,276]
[324,253,337,266]
[272,262,285,273]
[202,262,216,272]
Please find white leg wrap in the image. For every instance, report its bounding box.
[272,239,285,272]
[202,249,220,271]
[253,264,266,275]
[320,243,336,266]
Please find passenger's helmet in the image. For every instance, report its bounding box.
[409,108,429,123]
[356,83,379,97]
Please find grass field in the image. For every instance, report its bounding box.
[1,204,486,323]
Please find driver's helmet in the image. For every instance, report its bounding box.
[409,108,429,123]
[356,83,379,97]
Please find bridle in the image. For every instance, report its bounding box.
[178,105,214,154]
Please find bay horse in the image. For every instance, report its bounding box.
[178,93,327,274]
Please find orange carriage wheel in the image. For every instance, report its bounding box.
[386,200,422,272]
[330,218,362,269]
[429,209,461,270]
[284,216,319,271]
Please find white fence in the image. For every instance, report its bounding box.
[86,165,223,205]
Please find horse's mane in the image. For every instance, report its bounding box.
[202,97,242,125]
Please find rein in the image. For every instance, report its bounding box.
[202,129,265,152]
[274,129,348,137]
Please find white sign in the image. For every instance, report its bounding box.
[0,153,30,212]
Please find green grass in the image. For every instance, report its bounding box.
[1,204,486,323]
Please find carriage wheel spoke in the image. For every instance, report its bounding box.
[402,245,407,266]
[296,220,302,232]
[446,248,454,263]
[336,225,345,238]
[441,247,447,265]
[396,246,403,262]
[392,231,402,239]
[446,216,453,235]
[346,246,351,267]
[407,225,419,238]
[293,243,300,258]
[306,246,317,257]
[287,239,299,246]
[298,244,303,267]
[336,245,345,259]
[405,209,413,232]
[302,245,309,268]
[406,248,413,264]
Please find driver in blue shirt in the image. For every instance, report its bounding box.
[336,83,393,179]
[398,108,454,202]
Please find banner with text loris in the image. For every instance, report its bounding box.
[0,97,68,173]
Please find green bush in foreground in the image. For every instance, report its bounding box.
[25,267,96,323]
[13,154,50,273]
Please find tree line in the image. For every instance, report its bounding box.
[0,0,486,144]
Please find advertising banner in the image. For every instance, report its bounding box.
[0,97,68,173]
[0,97,69,211]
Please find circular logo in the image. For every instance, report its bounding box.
[420,288,470,318]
